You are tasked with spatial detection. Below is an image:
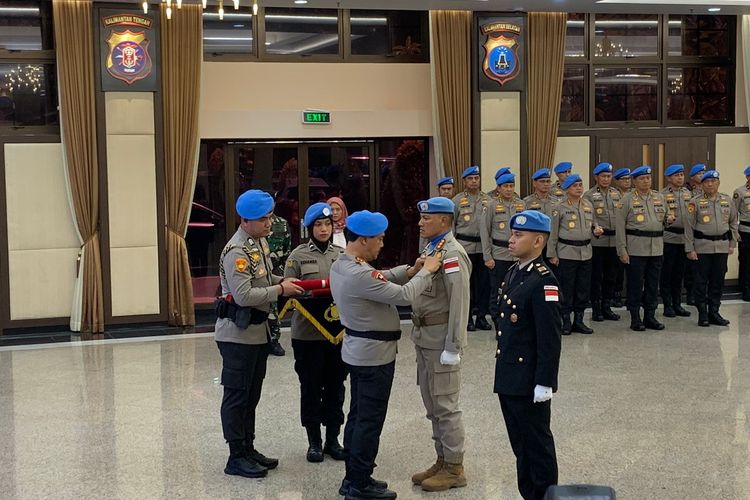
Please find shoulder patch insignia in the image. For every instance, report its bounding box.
[688,203,695,213]
[286,259,295,268]
[371,270,388,282]
[534,263,550,276]
[235,258,249,273]
[443,256,460,274]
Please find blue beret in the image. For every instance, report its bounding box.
[690,163,707,177]
[593,162,613,175]
[303,202,332,227]
[236,189,274,220]
[417,197,455,214]
[554,162,573,174]
[631,166,652,178]
[745,166,750,176]
[437,176,454,187]
[701,170,720,182]
[462,166,480,178]
[562,173,583,190]
[510,210,551,234]
[494,167,511,181]
[614,168,631,180]
[664,164,685,177]
[346,210,388,237]
[496,173,516,186]
[532,168,551,180]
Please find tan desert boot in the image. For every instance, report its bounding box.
[420,462,467,492]
[411,457,444,485]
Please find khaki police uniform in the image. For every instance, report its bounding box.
[584,186,621,311]
[523,192,555,218]
[551,181,565,202]
[615,190,667,317]
[330,254,432,490]
[483,196,524,324]
[284,241,346,432]
[685,192,739,317]
[733,182,750,299]
[452,191,492,324]
[683,183,704,304]
[411,232,471,465]
[660,185,692,311]
[548,198,595,321]
[215,227,283,459]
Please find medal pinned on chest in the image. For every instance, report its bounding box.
[464,215,471,222]
[568,221,576,229]
[510,313,518,323]
[636,214,645,222]
[702,215,711,223]
[499,222,506,230]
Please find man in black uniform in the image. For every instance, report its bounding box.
[494,210,562,500]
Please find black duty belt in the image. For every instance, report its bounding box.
[741,221,750,228]
[626,229,664,238]
[492,238,510,248]
[345,328,402,342]
[601,229,616,236]
[456,233,480,243]
[558,237,591,246]
[665,227,685,235]
[694,230,731,241]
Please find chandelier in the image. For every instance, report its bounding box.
[141,0,259,20]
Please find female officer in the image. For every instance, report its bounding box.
[284,202,347,463]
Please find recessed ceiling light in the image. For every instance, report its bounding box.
[708,7,721,12]
[294,0,308,4]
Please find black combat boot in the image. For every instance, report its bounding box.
[467,316,476,332]
[643,310,665,330]
[697,304,709,327]
[562,314,572,336]
[269,338,286,356]
[246,441,279,469]
[475,316,493,331]
[629,309,645,331]
[602,300,620,321]
[612,291,623,308]
[662,296,676,318]
[571,312,593,334]
[306,425,324,463]
[708,306,730,326]
[225,441,267,478]
[591,301,604,322]
[323,425,346,461]
[673,295,691,317]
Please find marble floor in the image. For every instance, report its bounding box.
[2,302,750,500]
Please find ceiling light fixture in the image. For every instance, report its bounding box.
[202,0,207,7]
[142,1,148,13]
[708,7,721,12]
[253,1,259,16]
[294,0,308,4]
[233,0,240,9]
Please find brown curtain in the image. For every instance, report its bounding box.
[431,10,472,181]
[161,4,202,326]
[53,0,104,333]
[527,12,567,185]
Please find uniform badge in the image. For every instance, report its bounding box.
[257,268,266,277]
[496,205,506,213]
[235,258,249,273]
[570,214,577,220]
[568,221,576,229]
[459,197,469,206]
[596,208,603,215]
[464,215,471,222]
[499,222,506,230]
[371,271,388,282]
[286,259,294,268]
[703,215,711,223]
[636,214,645,222]
[355,257,365,265]
[688,204,695,213]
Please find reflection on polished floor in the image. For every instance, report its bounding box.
[1,302,750,499]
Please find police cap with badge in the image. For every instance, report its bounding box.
[562,173,583,190]
[510,210,551,234]
[593,162,613,176]
[236,189,275,220]
[418,197,455,214]
[631,166,652,178]
[532,168,551,181]
[496,173,516,186]
[614,168,631,180]
[437,176,455,187]
[554,162,573,175]
[701,170,720,183]
[664,164,684,177]
[462,166,480,178]
[690,163,707,178]
[346,210,389,238]
[304,202,332,227]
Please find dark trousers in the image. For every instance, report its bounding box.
[217,341,269,453]
[626,255,663,313]
[489,259,514,325]
[615,260,625,297]
[694,253,728,311]
[660,242,687,306]
[499,395,558,500]
[590,246,618,303]
[684,259,697,303]
[557,258,592,315]
[344,361,395,489]
[292,339,347,428]
[739,237,750,294]
[469,253,490,318]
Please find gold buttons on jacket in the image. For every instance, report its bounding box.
[500,313,505,319]
[507,299,512,305]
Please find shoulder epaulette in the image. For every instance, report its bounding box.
[534,262,550,276]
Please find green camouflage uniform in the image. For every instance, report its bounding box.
[267,215,292,342]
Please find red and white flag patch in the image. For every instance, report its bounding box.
[443,257,460,274]
[544,285,559,302]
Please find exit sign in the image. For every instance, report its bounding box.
[302,110,331,124]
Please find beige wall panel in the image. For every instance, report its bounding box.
[480,92,520,131]
[4,143,78,250]
[110,246,160,316]
[554,136,591,189]
[200,62,432,138]
[715,133,750,280]
[8,248,78,320]
[481,130,520,193]
[105,92,155,135]
[106,134,158,249]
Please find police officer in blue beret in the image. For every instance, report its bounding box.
[437,176,455,199]
[330,210,442,500]
[452,166,493,331]
[684,163,708,305]
[284,202,347,463]
[215,189,305,479]
[612,168,632,306]
[551,162,573,201]
[494,210,562,500]
[733,166,750,301]
[660,164,692,318]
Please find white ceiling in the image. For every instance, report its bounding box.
[122,0,750,15]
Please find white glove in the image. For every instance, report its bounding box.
[533,385,553,403]
[440,350,461,365]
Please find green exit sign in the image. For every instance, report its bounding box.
[302,110,331,124]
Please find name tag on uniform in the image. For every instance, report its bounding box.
[544,285,559,302]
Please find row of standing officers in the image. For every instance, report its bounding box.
[443,162,750,333]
